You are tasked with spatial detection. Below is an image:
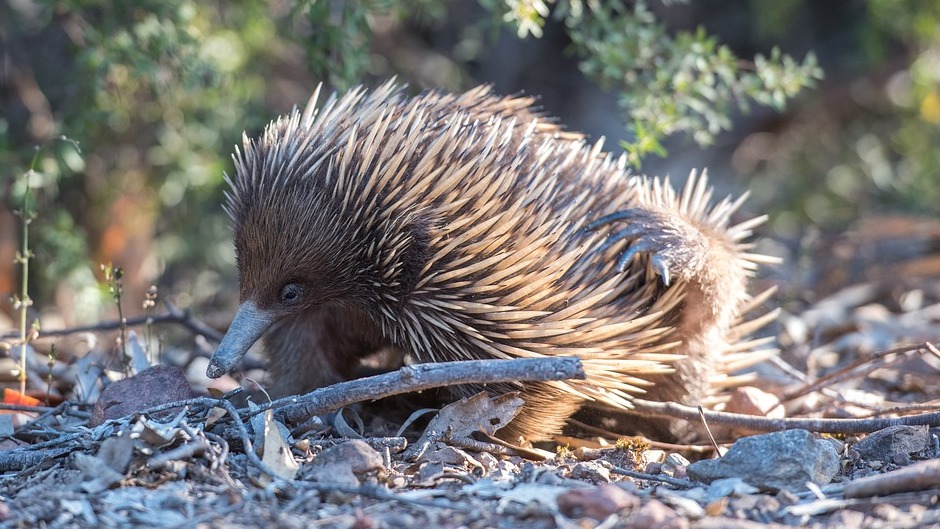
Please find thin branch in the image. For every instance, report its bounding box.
[0,300,224,343]
[629,398,940,435]
[782,343,932,403]
[611,466,695,488]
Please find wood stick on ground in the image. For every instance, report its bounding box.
[630,398,940,435]
[611,466,696,488]
[844,459,940,499]
[269,356,586,425]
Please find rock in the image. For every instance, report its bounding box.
[853,425,928,464]
[627,499,688,529]
[570,461,612,483]
[308,440,385,487]
[557,483,639,520]
[687,429,840,492]
[89,365,195,427]
[826,509,868,528]
[662,453,690,478]
[704,477,759,504]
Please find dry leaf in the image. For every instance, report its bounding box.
[259,409,299,482]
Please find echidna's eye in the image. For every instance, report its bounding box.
[279,283,304,304]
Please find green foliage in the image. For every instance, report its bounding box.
[101,262,126,365]
[496,0,822,166]
[13,153,37,394]
[2,0,275,316]
[872,1,940,215]
[295,0,387,90]
[743,0,940,234]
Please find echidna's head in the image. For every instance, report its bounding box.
[207,87,427,378]
[206,108,373,379]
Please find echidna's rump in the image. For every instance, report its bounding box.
[206,82,777,441]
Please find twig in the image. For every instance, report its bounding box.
[782,343,932,403]
[862,402,940,417]
[565,418,715,453]
[2,430,86,454]
[102,264,128,367]
[161,300,225,342]
[268,356,585,424]
[611,466,695,488]
[147,436,208,470]
[697,405,720,453]
[0,403,60,414]
[844,459,940,498]
[130,396,285,479]
[1,300,224,343]
[3,447,76,470]
[630,398,940,435]
[203,430,230,469]
[305,437,409,453]
[13,151,38,396]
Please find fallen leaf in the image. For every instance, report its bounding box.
[406,392,523,459]
[96,435,136,474]
[125,331,152,375]
[259,409,299,482]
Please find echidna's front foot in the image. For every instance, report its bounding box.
[584,207,709,285]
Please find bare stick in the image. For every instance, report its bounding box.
[0,447,73,472]
[630,398,940,435]
[270,356,585,424]
[611,466,695,488]
[782,343,932,403]
[844,459,940,498]
[697,405,721,453]
[0,300,224,343]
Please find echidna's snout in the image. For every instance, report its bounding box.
[206,300,275,379]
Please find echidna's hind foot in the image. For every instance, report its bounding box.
[582,193,756,441]
[584,207,710,286]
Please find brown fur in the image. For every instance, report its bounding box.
[218,82,774,441]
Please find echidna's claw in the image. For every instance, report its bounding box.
[587,207,706,286]
[649,254,672,286]
[595,223,648,255]
[581,209,641,232]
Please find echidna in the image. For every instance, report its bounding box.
[206,82,775,441]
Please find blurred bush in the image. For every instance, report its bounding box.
[738,0,940,240]
[0,0,926,328]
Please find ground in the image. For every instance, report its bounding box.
[2,215,940,529]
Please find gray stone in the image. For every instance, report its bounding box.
[687,429,840,492]
[853,425,928,463]
[704,477,759,504]
[307,440,385,487]
[570,461,612,483]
